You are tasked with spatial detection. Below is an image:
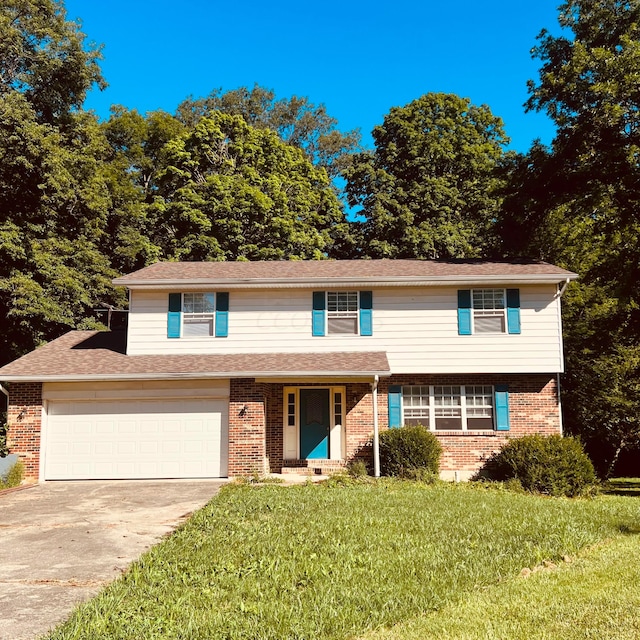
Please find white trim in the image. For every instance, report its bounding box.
[282,386,346,461]
[2,370,392,383]
[372,375,380,477]
[116,274,578,290]
[0,384,9,398]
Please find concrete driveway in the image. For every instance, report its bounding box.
[0,479,225,640]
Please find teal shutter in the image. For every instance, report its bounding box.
[506,289,521,334]
[458,290,472,335]
[215,292,229,337]
[495,384,510,431]
[312,291,326,336]
[388,385,402,428]
[359,290,373,336]
[167,293,182,339]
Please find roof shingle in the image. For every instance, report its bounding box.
[113,258,577,287]
[0,331,390,381]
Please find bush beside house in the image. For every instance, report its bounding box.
[484,434,598,497]
[379,425,442,479]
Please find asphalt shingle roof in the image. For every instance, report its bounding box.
[0,331,391,381]
[113,259,577,286]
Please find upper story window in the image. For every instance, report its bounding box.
[327,291,358,334]
[167,292,229,339]
[458,288,521,335]
[312,290,373,337]
[472,289,506,333]
[183,293,216,336]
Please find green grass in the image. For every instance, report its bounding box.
[46,480,640,640]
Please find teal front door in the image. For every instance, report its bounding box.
[299,388,330,459]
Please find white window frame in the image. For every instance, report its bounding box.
[401,385,495,431]
[182,292,216,337]
[283,386,346,460]
[326,291,359,335]
[472,288,507,334]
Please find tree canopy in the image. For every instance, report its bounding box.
[176,85,361,178]
[497,0,640,473]
[345,93,508,259]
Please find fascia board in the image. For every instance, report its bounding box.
[1,370,392,383]
[114,273,579,290]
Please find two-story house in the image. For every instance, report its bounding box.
[0,259,577,482]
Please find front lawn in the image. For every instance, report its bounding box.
[47,480,639,640]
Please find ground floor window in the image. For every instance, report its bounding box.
[402,385,494,431]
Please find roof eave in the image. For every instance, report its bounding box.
[1,370,392,383]
[113,273,579,290]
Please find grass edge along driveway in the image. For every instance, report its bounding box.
[46,480,640,640]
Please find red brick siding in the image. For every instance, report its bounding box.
[228,378,267,476]
[261,375,559,476]
[377,374,560,475]
[6,382,43,481]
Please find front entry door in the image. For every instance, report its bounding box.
[299,388,330,459]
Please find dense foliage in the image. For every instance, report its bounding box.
[345,93,508,259]
[378,425,442,478]
[496,0,640,474]
[487,435,598,497]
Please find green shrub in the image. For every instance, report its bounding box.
[0,460,23,490]
[379,424,442,478]
[347,459,369,477]
[489,434,598,497]
[0,421,7,458]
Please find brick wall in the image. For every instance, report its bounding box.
[377,374,560,479]
[6,382,43,481]
[228,378,268,476]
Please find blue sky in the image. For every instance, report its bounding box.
[64,0,563,153]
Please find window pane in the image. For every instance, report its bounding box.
[435,417,462,430]
[473,289,504,310]
[183,319,213,336]
[328,317,358,334]
[474,315,505,333]
[434,386,461,418]
[465,385,494,429]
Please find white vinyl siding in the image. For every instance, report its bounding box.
[126,285,565,374]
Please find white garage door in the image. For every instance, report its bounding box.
[44,399,228,480]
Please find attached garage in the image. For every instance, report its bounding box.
[41,381,229,480]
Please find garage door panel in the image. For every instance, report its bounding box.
[45,399,228,480]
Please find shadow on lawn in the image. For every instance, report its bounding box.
[603,479,640,497]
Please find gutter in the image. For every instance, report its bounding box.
[115,274,579,290]
[556,277,571,298]
[0,370,393,383]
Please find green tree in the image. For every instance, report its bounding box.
[0,0,104,122]
[147,111,348,261]
[0,1,120,365]
[345,93,509,259]
[176,85,361,178]
[501,0,640,474]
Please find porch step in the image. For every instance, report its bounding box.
[281,460,346,475]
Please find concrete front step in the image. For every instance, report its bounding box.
[281,460,346,475]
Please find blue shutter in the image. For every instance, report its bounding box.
[495,384,510,431]
[359,290,373,336]
[388,385,402,428]
[215,292,229,337]
[458,289,472,335]
[506,288,521,334]
[312,291,326,336]
[167,293,182,339]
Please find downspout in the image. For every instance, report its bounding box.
[372,375,380,477]
[555,278,571,436]
[0,384,8,399]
